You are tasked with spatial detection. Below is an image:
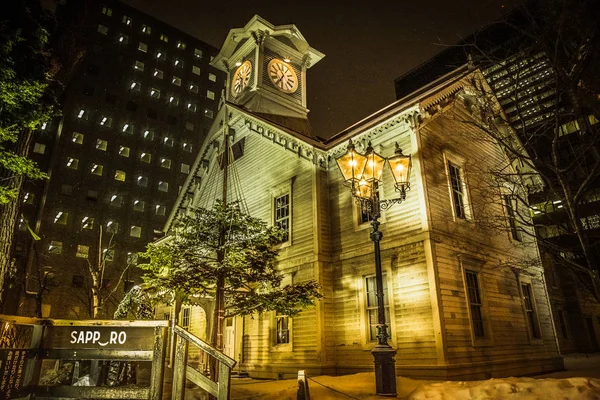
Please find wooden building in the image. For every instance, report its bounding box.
[165,15,564,380]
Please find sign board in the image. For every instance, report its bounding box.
[0,349,29,400]
[44,326,156,350]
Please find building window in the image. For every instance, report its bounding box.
[158,181,169,192]
[208,73,217,82]
[87,190,99,201]
[138,42,148,52]
[54,211,68,225]
[143,130,154,140]
[103,249,115,262]
[557,309,569,339]
[150,87,161,99]
[194,48,202,58]
[465,270,485,338]
[130,225,142,238]
[204,109,214,119]
[66,157,79,170]
[187,103,197,112]
[72,275,84,287]
[101,6,112,16]
[448,161,468,219]
[521,282,541,339]
[122,123,134,134]
[110,194,123,207]
[185,122,194,132]
[182,307,190,329]
[118,34,128,44]
[276,314,290,344]
[168,96,179,105]
[140,152,151,163]
[172,76,181,86]
[137,176,148,187]
[365,274,391,341]
[189,84,198,93]
[274,194,290,243]
[156,51,165,60]
[99,116,112,127]
[90,163,103,176]
[48,240,62,254]
[176,41,186,50]
[160,158,171,169]
[72,132,84,144]
[96,139,108,151]
[133,200,145,212]
[163,137,174,147]
[122,15,132,25]
[114,170,126,182]
[77,109,87,119]
[155,204,166,216]
[106,221,119,234]
[504,195,522,241]
[76,245,90,258]
[23,192,34,204]
[81,216,94,230]
[119,146,130,157]
[134,60,144,71]
[207,90,215,100]
[192,66,201,75]
[141,24,151,34]
[129,81,141,91]
[174,59,182,67]
[97,24,108,35]
[159,34,168,42]
[33,143,46,154]
[181,163,190,174]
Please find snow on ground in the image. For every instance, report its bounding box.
[187,353,600,399]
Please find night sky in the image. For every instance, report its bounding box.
[124,0,509,138]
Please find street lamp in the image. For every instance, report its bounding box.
[335,139,411,397]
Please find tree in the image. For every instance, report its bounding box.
[454,0,600,297]
[0,0,58,307]
[138,200,322,371]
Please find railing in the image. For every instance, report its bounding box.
[0,314,168,400]
[171,326,236,400]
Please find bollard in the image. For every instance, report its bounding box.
[297,370,310,400]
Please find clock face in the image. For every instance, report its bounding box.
[268,59,298,94]
[231,60,252,96]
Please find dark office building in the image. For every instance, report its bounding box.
[12,0,225,318]
[394,4,600,354]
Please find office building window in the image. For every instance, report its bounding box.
[181,163,190,174]
[194,48,202,58]
[129,81,141,91]
[155,205,166,216]
[61,184,73,196]
[118,34,128,44]
[172,76,181,86]
[160,158,171,169]
[150,87,161,99]
[23,192,34,204]
[114,170,126,182]
[133,200,145,212]
[130,226,142,238]
[187,103,197,112]
[96,139,108,151]
[87,190,99,201]
[77,109,87,119]
[143,130,154,140]
[122,123,134,134]
[208,73,217,82]
[54,211,68,225]
[81,217,94,230]
[163,137,174,147]
[168,95,179,105]
[134,60,144,71]
[110,194,123,207]
[138,42,147,52]
[90,163,103,176]
[33,143,46,154]
[119,146,130,157]
[97,24,108,35]
[185,122,194,131]
[99,116,112,127]
[66,157,79,170]
[159,34,168,42]
[192,65,201,75]
[176,41,186,49]
[48,240,62,254]
[72,132,84,144]
[189,84,198,93]
[140,152,151,163]
[141,24,151,34]
[465,270,486,338]
[158,181,169,192]
[137,176,148,187]
[101,6,112,16]
[153,68,163,79]
[76,245,89,258]
[174,59,182,67]
[106,221,119,234]
[207,90,215,100]
[103,249,115,262]
[204,109,214,119]
[122,15,131,25]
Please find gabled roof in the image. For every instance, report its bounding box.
[211,15,324,72]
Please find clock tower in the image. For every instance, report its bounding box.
[211,15,324,137]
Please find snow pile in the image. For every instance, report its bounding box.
[407,377,600,399]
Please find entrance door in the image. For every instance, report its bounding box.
[223,318,235,359]
[585,317,599,352]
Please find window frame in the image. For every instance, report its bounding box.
[459,258,493,346]
[444,152,472,221]
[518,276,543,343]
[364,273,392,343]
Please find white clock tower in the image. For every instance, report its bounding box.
[211,15,324,138]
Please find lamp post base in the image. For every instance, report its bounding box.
[372,343,397,397]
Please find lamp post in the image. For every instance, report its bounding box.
[336,140,411,397]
